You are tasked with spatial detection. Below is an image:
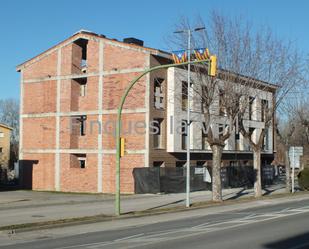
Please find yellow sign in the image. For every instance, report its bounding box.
[120,137,125,157]
[209,55,217,77]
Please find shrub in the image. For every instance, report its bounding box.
[298,168,309,191]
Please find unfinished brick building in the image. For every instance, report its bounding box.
[17,30,276,193]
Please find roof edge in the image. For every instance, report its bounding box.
[16,30,170,72]
[0,123,13,130]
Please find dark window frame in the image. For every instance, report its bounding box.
[261,99,269,122]
[75,115,87,136]
[249,96,255,120]
[154,78,164,109]
[153,118,164,149]
[182,81,188,111]
[181,120,188,150]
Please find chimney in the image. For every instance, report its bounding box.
[123,37,144,46]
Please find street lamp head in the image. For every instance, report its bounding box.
[174,27,205,34]
[194,27,205,32]
[174,30,186,34]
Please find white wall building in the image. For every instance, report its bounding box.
[166,67,276,166]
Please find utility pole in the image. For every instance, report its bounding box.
[186,29,191,208]
[174,27,205,208]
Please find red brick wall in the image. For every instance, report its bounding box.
[78,76,99,111]
[103,43,146,71]
[59,115,99,150]
[61,44,74,75]
[103,154,144,193]
[59,117,72,149]
[23,153,55,191]
[60,153,97,193]
[23,117,56,149]
[23,81,57,114]
[78,115,99,149]
[21,34,150,193]
[60,79,74,113]
[71,43,82,74]
[23,51,58,80]
[60,77,99,113]
[103,73,146,110]
[87,40,99,73]
[102,113,146,150]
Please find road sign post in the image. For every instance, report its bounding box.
[289,146,303,194]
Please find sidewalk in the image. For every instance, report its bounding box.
[0,185,287,228]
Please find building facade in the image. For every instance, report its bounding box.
[0,123,12,182]
[17,30,276,193]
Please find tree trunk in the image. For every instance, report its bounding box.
[284,149,291,193]
[253,148,262,197]
[212,144,223,201]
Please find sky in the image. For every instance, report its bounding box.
[1,0,309,100]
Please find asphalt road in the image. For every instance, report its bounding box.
[2,198,309,249]
[0,186,286,227]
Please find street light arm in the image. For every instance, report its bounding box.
[115,58,210,216]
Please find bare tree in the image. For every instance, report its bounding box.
[0,98,20,164]
[293,101,309,144]
[210,12,304,197]
[170,11,305,200]
[275,118,295,192]
[276,94,309,190]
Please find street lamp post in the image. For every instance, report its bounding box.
[174,27,205,208]
[292,146,295,193]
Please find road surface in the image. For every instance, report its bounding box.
[1,197,309,249]
[0,186,286,227]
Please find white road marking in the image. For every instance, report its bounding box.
[114,233,144,242]
[54,206,309,249]
[276,208,291,213]
[235,213,257,222]
[55,241,114,249]
[191,222,210,229]
[289,208,309,212]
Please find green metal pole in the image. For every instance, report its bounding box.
[115,59,209,216]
